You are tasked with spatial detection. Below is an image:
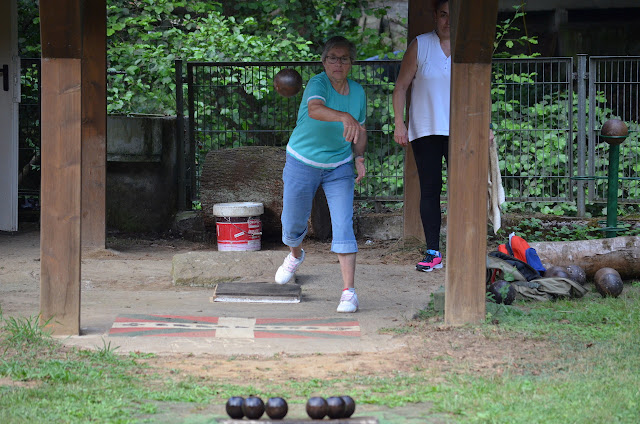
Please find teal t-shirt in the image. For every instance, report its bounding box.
[286,72,366,169]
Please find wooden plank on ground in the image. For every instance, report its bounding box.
[444,61,492,325]
[210,282,302,304]
[40,58,82,335]
[81,0,107,249]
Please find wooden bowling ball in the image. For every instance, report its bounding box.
[487,280,516,305]
[242,396,265,420]
[274,68,303,98]
[565,264,587,286]
[601,119,628,145]
[265,397,288,420]
[341,395,356,418]
[594,267,623,298]
[544,265,570,279]
[225,396,244,419]
[306,396,328,420]
[326,396,346,419]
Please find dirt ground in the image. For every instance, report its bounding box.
[0,225,549,391]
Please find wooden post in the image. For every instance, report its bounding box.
[404,0,436,242]
[444,0,498,325]
[39,0,83,335]
[40,58,82,335]
[81,0,107,249]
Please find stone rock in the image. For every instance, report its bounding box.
[200,146,286,241]
[199,146,331,243]
[171,250,289,287]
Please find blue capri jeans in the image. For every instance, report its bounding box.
[281,154,358,254]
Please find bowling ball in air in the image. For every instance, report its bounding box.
[274,68,303,98]
[242,396,265,420]
[306,396,328,420]
[326,396,346,419]
[225,396,244,419]
[265,397,288,420]
[487,280,516,305]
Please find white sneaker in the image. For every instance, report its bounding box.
[275,250,305,284]
[337,290,359,313]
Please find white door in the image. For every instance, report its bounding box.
[0,0,19,231]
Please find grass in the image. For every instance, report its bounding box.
[1,285,640,423]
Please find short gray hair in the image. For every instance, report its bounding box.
[321,36,357,63]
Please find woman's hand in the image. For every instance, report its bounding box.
[342,113,366,143]
[394,122,409,147]
[354,156,366,183]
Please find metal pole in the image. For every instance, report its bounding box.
[576,54,587,217]
[605,143,621,238]
[175,59,186,210]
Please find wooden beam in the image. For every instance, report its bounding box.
[450,0,498,63]
[40,0,83,59]
[404,0,436,242]
[81,0,106,249]
[444,62,492,325]
[445,0,499,325]
[40,58,82,335]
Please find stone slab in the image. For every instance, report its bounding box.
[171,250,290,287]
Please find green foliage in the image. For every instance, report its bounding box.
[493,3,539,58]
[229,0,399,60]
[106,0,315,114]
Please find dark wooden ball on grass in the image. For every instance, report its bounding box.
[594,267,623,298]
[543,265,570,279]
[565,264,587,286]
[265,397,288,420]
[274,68,303,98]
[242,396,265,420]
[326,396,346,419]
[487,280,516,305]
[306,396,328,420]
[341,395,356,418]
[225,396,244,419]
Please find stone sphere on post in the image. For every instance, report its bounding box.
[600,119,628,145]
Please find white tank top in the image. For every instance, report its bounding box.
[408,31,451,141]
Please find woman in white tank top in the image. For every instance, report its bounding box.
[392,0,451,272]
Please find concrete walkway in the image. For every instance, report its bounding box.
[1,229,444,356]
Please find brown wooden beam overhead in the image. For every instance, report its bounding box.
[40,0,83,58]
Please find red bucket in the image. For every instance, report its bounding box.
[212,202,264,252]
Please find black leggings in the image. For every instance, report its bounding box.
[411,135,448,252]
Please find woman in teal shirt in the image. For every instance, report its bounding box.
[275,36,367,313]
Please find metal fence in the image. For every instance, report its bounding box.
[183,56,640,211]
[588,56,640,204]
[17,58,41,215]
[16,56,640,217]
[181,60,402,204]
[490,57,575,202]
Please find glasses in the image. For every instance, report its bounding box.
[325,55,351,65]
